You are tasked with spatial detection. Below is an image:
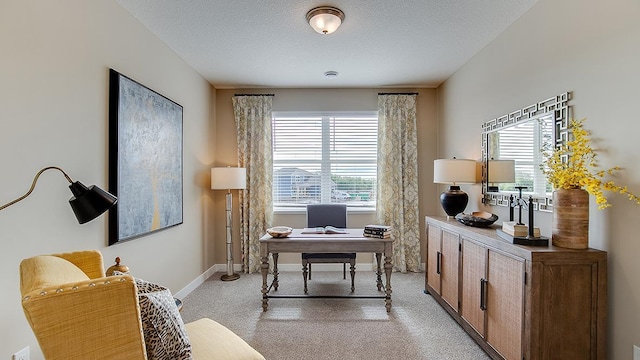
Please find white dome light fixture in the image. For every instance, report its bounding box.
[306,6,345,35]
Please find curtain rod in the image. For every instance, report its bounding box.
[378,92,419,95]
[233,94,275,96]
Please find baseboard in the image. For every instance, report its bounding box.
[173,264,217,299]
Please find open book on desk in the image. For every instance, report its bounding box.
[301,226,348,234]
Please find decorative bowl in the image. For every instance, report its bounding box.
[455,211,498,228]
[267,226,293,238]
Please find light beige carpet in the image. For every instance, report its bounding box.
[180,271,490,360]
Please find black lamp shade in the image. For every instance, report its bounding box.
[440,185,469,216]
[68,181,117,224]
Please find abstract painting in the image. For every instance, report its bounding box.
[108,69,183,244]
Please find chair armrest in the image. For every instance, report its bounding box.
[22,275,147,360]
[52,250,106,279]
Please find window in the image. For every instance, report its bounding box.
[272,112,378,210]
[490,114,553,195]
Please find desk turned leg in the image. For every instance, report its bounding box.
[384,255,393,312]
[375,253,383,291]
[302,261,309,294]
[349,261,356,292]
[261,255,269,312]
[273,253,279,291]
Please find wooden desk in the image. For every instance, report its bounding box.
[259,228,393,312]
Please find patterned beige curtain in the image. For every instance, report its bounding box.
[233,96,273,273]
[376,94,421,272]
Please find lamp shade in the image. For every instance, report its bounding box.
[211,167,246,190]
[488,160,515,183]
[433,159,477,184]
[68,181,118,224]
[306,6,345,34]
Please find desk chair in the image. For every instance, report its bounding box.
[302,203,356,293]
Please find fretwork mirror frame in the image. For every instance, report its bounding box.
[481,92,572,212]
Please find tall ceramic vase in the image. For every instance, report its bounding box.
[552,188,589,249]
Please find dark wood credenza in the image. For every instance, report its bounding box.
[425,216,607,360]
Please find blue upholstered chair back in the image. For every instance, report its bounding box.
[306,204,347,228]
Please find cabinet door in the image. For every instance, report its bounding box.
[486,250,524,360]
[426,225,442,294]
[539,261,603,359]
[440,230,459,311]
[461,239,487,336]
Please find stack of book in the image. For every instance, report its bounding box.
[500,221,540,237]
[496,221,548,246]
[363,225,391,239]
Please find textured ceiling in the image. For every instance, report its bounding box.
[116,0,538,88]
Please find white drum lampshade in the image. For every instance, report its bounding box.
[211,167,246,190]
[487,159,515,192]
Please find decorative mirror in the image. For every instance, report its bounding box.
[481,92,571,212]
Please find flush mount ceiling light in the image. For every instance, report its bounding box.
[306,6,345,34]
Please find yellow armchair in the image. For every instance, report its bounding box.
[20,250,264,360]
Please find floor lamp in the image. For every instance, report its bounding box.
[211,167,246,281]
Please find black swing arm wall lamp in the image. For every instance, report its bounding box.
[0,166,117,224]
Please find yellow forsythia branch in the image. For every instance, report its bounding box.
[541,118,640,209]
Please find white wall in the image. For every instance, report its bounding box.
[437,0,640,357]
[0,1,214,358]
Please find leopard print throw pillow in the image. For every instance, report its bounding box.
[135,277,193,360]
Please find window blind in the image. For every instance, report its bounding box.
[272,112,378,209]
[494,117,552,194]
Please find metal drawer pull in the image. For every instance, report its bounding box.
[436,251,442,275]
[480,278,488,311]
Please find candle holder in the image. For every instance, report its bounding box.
[497,186,549,246]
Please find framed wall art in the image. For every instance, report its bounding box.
[108,69,183,244]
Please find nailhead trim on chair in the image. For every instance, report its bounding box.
[24,276,132,302]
